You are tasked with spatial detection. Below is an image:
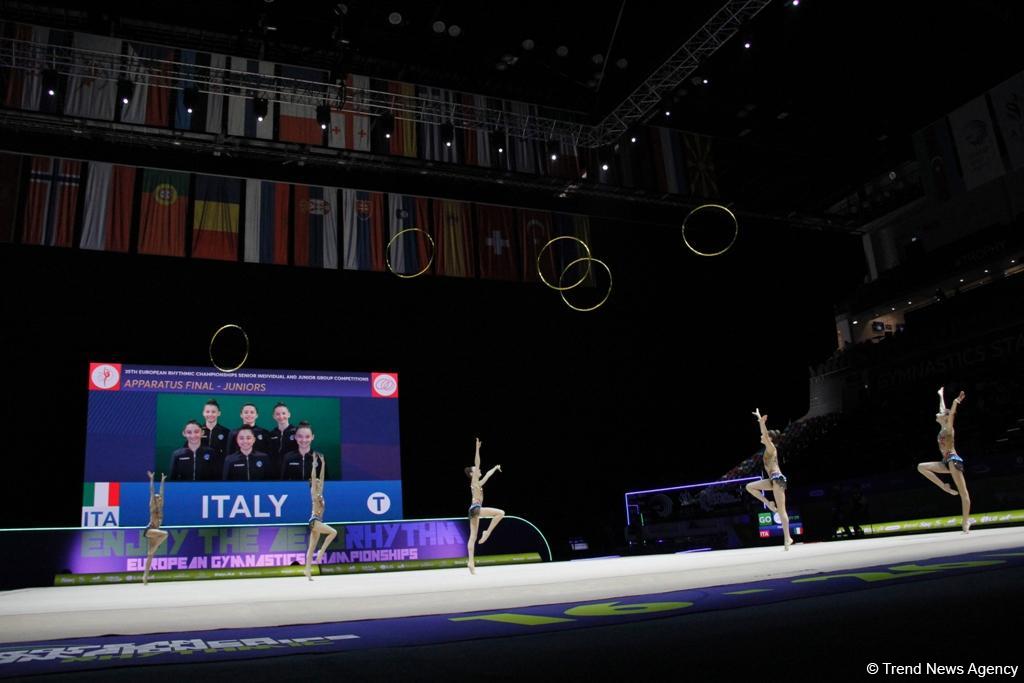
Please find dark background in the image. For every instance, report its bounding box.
[0,213,864,555]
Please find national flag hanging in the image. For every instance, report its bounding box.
[244,179,290,265]
[22,156,82,247]
[652,127,689,195]
[204,53,228,134]
[616,134,639,188]
[63,33,120,120]
[227,57,275,140]
[475,204,519,281]
[388,81,418,157]
[552,212,595,287]
[277,64,327,144]
[2,24,70,114]
[518,209,555,284]
[433,199,475,278]
[417,86,459,163]
[491,127,512,172]
[192,174,241,261]
[328,74,371,151]
[683,132,718,198]
[174,50,213,132]
[549,137,580,179]
[641,127,664,192]
[459,94,492,167]
[509,101,545,174]
[342,188,386,271]
[122,42,177,127]
[293,184,338,269]
[387,193,432,276]
[0,152,24,242]
[80,162,135,253]
[138,169,189,257]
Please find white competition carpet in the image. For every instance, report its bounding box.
[1,526,1021,643]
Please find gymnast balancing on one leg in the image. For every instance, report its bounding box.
[466,438,504,574]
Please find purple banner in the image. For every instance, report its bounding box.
[71,521,464,573]
[0,518,545,579]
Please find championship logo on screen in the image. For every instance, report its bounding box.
[371,373,399,398]
[88,363,122,391]
[82,482,120,527]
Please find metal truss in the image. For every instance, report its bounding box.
[0,0,769,149]
[0,37,591,145]
[586,0,773,146]
[0,109,688,209]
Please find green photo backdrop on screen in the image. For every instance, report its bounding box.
[155,394,341,478]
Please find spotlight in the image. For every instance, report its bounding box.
[116,77,134,105]
[743,42,751,49]
[448,25,461,37]
[42,68,58,97]
[440,121,454,148]
[316,103,331,130]
[254,97,269,122]
[378,111,394,139]
[388,11,402,25]
[183,85,199,114]
[546,139,559,161]
[489,128,507,167]
[433,20,446,33]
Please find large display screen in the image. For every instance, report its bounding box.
[82,363,402,526]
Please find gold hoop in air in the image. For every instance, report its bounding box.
[558,257,612,312]
[209,324,250,373]
[682,204,739,257]
[386,228,435,279]
[536,236,592,291]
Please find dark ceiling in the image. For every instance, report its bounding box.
[4,0,1024,220]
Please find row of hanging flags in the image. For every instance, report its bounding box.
[0,151,595,282]
[0,22,718,198]
[914,69,1024,199]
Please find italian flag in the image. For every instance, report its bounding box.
[83,482,120,507]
